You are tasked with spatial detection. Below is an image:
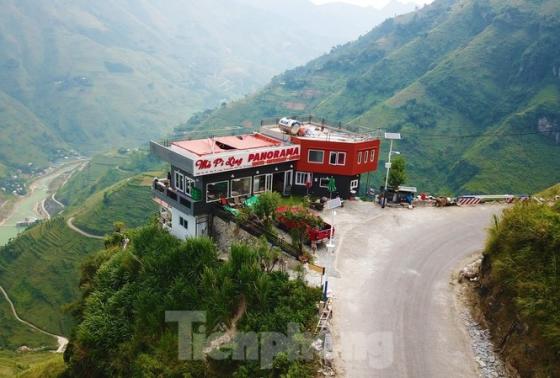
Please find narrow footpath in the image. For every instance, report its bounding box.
[0,285,68,353]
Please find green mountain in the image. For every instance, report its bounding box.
[184,0,560,194]
[0,0,414,177]
[0,218,103,336]
[0,92,67,172]
[71,173,159,236]
[0,152,163,345]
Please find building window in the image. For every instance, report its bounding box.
[319,178,329,188]
[253,175,266,193]
[370,149,376,162]
[231,177,251,197]
[308,149,324,164]
[350,179,359,190]
[175,171,184,192]
[295,172,311,186]
[184,177,195,196]
[206,181,229,202]
[179,217,188,229]
[358,151,362,164]
[329,152,346,166]
[364,150,369,163]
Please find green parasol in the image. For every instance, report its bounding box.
[327,176,336,193]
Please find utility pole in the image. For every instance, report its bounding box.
[384,138,394,192]
[383,133,401,207]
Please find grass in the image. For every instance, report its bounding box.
[278,195,307,207]
[0,351,64,378]
[57,151,162,211]
[0,218,103,336]
[0,299,55,350]
[480,198,560,376]
[72,173,160,235]
[56,153,133,208]
[537,183,560,199]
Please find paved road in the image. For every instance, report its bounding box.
[317,201,504,378]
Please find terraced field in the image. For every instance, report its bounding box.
[72,173,159,236]
[0,218,103,336]
[56,153,133,208]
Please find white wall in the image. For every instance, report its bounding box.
[170,207,196,240]
[169,207,208,240]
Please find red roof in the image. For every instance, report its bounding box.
[171,133,282,156]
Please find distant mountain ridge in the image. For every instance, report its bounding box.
[0,0,414,176]
[183,0,560,194]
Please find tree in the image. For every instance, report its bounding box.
[66,223,321,377]
[389,156,407,188]
[254,191,281,230]
[255,236,281,273]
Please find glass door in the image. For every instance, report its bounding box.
[284,170,293,195]
[265,174,273,192]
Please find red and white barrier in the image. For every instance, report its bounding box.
[457,197,481,206]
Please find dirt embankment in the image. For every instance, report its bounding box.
[462,254,560,377]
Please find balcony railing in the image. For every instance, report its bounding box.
[153,179,178,201]
[260,115,381,140]
[153,179,207,215]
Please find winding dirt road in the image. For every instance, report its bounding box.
[316,201,505,377]
[66,217,105,240]
[0,285,68,353]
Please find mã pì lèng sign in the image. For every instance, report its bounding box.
[193,145,300,176]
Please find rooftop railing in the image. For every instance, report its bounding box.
[261,115,381,142]
[156,116,381,147]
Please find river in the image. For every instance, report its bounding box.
[0,162,81,246]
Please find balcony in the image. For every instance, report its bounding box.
[152,179,206,215]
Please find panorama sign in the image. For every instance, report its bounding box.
[193,145,300,176]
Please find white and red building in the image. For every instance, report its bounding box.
[150,118,380,240]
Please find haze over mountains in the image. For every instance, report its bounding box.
[0,0,414,177]
[185,0,560,194]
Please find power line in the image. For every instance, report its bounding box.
[394,129,560,140]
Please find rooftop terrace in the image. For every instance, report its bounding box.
[170,133,285,157]
[260,117,379,143]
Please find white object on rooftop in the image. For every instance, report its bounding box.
[384,132,401,140]
[278,117,302,135]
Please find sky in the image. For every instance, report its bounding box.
[310,0,433,9]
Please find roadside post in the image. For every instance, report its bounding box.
[325,198,340,252]
[323,195,341,302]
[326,177,338,251]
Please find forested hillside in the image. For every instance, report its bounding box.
[0,151,160,341]
[64,226,321,376]
[0,0,413,177]
[0,218,103,336]
[186,0,560,194]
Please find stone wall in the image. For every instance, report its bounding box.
[211,216,258,255]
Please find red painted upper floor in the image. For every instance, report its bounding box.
[292,137,380,175]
